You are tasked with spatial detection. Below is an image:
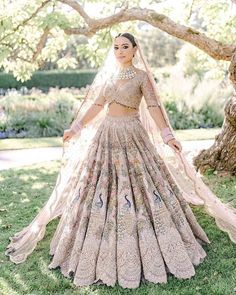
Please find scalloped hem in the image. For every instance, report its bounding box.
[48,248,207,290]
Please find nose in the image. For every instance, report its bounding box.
[117,48,123,55]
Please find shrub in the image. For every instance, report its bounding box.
[0,89,78,138]
[0,85,225,138]
[0,70,97,90]
[165,100,224,130]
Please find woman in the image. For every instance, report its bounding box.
[5,32,236,289]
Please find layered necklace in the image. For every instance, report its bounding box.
[114,65,137,80]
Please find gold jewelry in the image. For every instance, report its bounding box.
[114,65,136,80]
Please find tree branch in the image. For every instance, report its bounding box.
[3,2,236,64]
[32,27,50,61]
[59,5,236,61]
[1,2,51,64]
[0,0,51,43]
[59,0,93,25]
[186,0,195,21]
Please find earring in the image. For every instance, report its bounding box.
[133,54,138,65]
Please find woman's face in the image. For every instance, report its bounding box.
[113,36,137,65]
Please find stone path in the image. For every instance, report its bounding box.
[0,147,62,170]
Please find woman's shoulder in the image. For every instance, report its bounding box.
[135,67,148,77]
[133,67,148,81]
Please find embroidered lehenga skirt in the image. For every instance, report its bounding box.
[48,112,210,289]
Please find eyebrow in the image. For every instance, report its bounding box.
[114,43,129,46]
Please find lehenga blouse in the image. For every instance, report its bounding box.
[95,69,161,110]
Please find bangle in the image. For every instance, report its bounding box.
[160,127,175,144]
[164,134,175,144]
[70,120,83,134]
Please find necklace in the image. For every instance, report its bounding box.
[114,65,136,80]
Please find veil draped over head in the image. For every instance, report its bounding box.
[5,34,236,264]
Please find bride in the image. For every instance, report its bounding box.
[5,32,236,289]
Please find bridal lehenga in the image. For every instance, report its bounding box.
[5,40,236,289]
[47,112,210,288]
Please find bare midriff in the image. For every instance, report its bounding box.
[106,101,138,116]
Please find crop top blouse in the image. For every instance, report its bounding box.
[94,69,161,110]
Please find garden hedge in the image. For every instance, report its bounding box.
[0,70,97,90]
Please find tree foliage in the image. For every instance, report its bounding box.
[0,0,235,81]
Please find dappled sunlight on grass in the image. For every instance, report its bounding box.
[0,277,20,295]
[203,173,236,207]
[20,197,30,203]
[12,273,29,294]
[38,257,59,282]
[18,174,38,181]
[31,182,48,190]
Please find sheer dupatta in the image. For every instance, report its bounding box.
[5,36,236,265]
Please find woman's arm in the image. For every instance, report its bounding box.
[140,72,182,152]
[70,86,106,134]
[140,72,170,130]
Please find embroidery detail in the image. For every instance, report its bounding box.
[140,71,160,107]
[95,193,103,208]
[153,190,162,207]
[69,187,81,208]
[123,194,132,209]
[147,103,161,108]
[102,70,160,110]
[93,103,104,107]
[167,187,175,204]
[108,100,137,110]
[75,188,81,201]
[47,85,210,290]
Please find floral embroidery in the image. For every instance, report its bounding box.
[48,109,210,289]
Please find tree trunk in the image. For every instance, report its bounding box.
[193,53,236,175]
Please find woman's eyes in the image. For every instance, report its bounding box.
[114,46,129,50]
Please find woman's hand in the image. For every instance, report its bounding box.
[63,128,76,143]
[167,138,182,153]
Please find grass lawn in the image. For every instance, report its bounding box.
[0,128,221,151]
[0,137,63,150]
[0,161,236,294]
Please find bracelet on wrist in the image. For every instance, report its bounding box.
[160,127,175,144]
[164,135,175,144]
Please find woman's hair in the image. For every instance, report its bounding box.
[115,32,137,47]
